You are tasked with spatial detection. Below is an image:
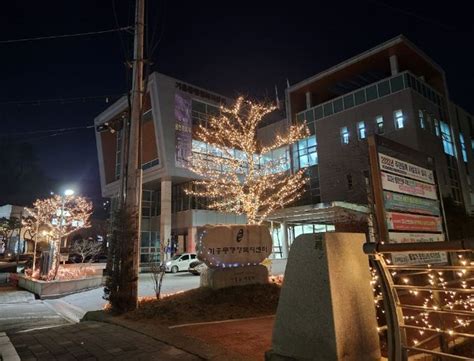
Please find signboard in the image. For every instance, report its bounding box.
[389,232,448,265]
[381,172,438,200]
[379,153,434,184]
[383,191,440,216]
[197,224,272,267]
[386,212,442,232]
[175,92,192,167]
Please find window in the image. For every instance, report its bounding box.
[434,118,441,137]
[460,133,467,162]
[341,126,349,144]
[440,121,455,156]
[293,136,317,170]
[347,174,353,190]
[418,110,425,129]
[394,110,405,129]
[375,116,384,134]
[357,121,366,140]
[366,85,378,101]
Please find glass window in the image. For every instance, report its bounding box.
[390,75,404,92]
[440,121,454,156]
[357,121,366,140]
[296,112,305,123]
[375,116,384,134]
[181,255,190,261]
[378,81,390,97]
[343,94,354,109]
[314,106,323,120]
[366,85,378,101]
[341,126,349,144]
[354,90,366,105]
[305,109,314,123]
[293,136,317,170]
[460,133,467,162]
[323,103,333,117]
[434,118,441,137]
[333,98,343,113]
[418,110,425,129]
[394,110,405,129]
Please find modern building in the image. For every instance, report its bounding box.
[0,204,29,255]
[95,35,474,264]
[281,35,474,232]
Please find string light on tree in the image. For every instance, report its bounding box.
[186,96,309,224]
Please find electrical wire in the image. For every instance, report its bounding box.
[2,125,95,137]
[0,26,134,44]
[0,94,125,106]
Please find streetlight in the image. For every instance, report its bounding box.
[64,189,75,196]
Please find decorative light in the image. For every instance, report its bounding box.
[185,96,309,224]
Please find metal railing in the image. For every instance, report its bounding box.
[364,241,474,361]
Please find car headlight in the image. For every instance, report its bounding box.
[166,261,171,266]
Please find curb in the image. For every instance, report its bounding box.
[0,332,20,361]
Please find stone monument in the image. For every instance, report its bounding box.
[197,224,272,289]
[266,232,381,361]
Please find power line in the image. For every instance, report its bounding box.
[0,26,134,44]
[2,125,95,137]
[0,93,126,106]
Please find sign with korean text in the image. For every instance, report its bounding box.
[383,191,440,216]
[389,232,448,265]
[386,212,442,232]
[379,153,434,184]
[381,172,438,200]
[175,92,192,167]
[197,224,272,267]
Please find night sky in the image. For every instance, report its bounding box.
[1,0,473,203]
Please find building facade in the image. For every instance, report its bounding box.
[95,36,474,264]
[286,35,474,219]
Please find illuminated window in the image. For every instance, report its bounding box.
[440,121,454,156]
[293,136,317,170]
[418,110,425,129]
[394,110,405,129]
[460,133,467,162]
[357,121,366,140]
[341,126,349,144]
[375,116,384,134]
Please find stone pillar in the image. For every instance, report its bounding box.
[305,91,312,109]
[281,222,289,259]
[160,179,172,262]
[389,54,399,76]
[267,232,380,361]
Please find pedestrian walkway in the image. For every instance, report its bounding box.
[0,286,35,304]
[8,321,202,361]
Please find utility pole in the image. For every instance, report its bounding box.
[122,0,145,311]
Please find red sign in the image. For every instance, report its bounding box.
[386,212,442,232]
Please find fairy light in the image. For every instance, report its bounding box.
[185,96,309,224]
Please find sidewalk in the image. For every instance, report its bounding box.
[8,321,202,361]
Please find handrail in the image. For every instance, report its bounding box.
[363,239,474,254]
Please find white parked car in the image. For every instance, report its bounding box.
[165,253,197,273]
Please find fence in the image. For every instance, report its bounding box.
[364,240,474,360]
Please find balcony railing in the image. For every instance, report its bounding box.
[296,70,445,124]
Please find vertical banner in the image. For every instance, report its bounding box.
[175,92,192,167]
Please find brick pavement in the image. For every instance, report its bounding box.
[8,322,203,361]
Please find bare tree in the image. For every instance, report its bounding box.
[150,262,166,299]
[70,238,102,263]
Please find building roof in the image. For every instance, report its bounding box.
[289,35,445,93]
